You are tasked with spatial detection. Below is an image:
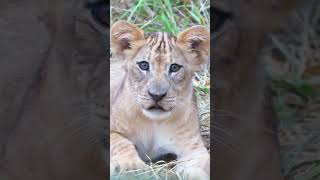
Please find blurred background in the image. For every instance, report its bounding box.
[262,0,320,179]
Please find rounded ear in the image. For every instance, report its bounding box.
[177,26,210,66]
[111,20,144,56]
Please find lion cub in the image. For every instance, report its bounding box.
[110,20,210,179]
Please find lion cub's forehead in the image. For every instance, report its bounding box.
[143,32,178,64]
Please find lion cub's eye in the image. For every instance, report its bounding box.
[169,64,182,73]
[137,61,149,71]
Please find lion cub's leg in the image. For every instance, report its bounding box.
[174,132,210,180]
[110,133,148,175]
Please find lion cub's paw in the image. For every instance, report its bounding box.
[110,158,149,176]
[176,167,209,180]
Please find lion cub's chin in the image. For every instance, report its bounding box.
[141,109,172,121]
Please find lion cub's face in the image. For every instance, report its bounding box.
[111,21,209,119]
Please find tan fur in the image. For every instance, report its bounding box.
[110,21,210,179]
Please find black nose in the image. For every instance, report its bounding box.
[148,91,166,102]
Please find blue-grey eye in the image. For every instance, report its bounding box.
[169,64,182,73]
[137,61,149,71]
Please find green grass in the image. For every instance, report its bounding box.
[111,0,210,35]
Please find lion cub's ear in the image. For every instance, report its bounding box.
[111,20,144,57]
[177,26,210,67]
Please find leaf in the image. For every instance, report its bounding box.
[272,80,320,99]
[160,13,174,34]
[163,0,177,33]
[194,85,209,95]
[294,84,320,99]
[184,7,201,24]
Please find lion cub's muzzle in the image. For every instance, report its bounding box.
[147,91,167,111]
[146,80,169,110]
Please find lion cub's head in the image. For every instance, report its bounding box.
[111,21,209,119]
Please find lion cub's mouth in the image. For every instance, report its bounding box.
[148,105,166,111]
[143,104,171,119]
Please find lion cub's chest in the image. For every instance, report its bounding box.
[131,122,177,162]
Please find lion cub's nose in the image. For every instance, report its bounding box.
[148,91,167,102]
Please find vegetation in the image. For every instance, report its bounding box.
[263,0,320,179]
